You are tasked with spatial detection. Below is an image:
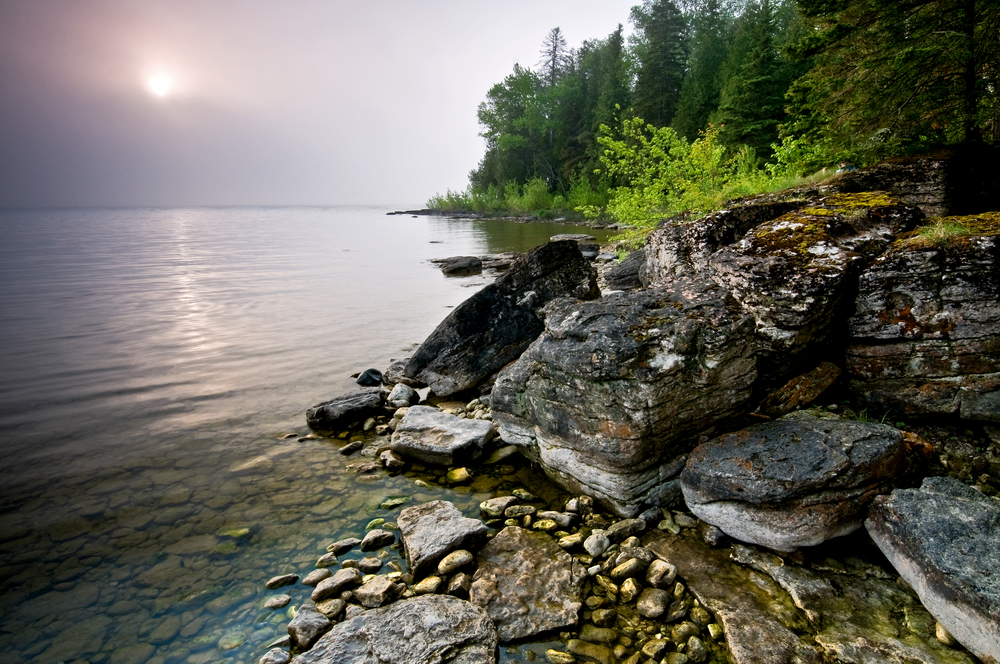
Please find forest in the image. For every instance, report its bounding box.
[429,0,999,243]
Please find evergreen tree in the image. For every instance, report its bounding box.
[631,0,689,127]
[538,27,573,88]
[671,0,733,140]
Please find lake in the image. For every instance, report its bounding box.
[0,206,615,664]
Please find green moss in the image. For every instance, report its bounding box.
[897,211,1000,248]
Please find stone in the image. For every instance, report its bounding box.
[379,449,406,470]
[326,538,361,555]
[470,526,587,642]
[636,588,670,618]
[642,638,670,660]
[315,552,338,568]
[545,649,577,664]
[558,532,584,550]
[289,594,497,664]
[266,574,299,590]
[412,576,443,595]
[480,495,519,518]
[566,639,612,664]
[687,636,708,663]
[389,406,495,466]
[707,193,922,381]
[505,504,536,518]
[311,568,363,602]
[397,500,488,579]
[360,529,395,552]
[265,595,291,609]
[682,411,906,551]
[315,598,345,619]
[620,578,641,604]
[846,221,1000,420]
[438,255,483,276]
[356,368,383,386]
[307,390,383,430]
[447,571,472,599]
[287,605,331,650]
[606,518,645,543]
[260,648,292,664]
[357,557,383,574]
[437,549,474,575]
[866,477,1000,664]
[386,383,417,408]
[756,362,842,418]
[383,358,423,388]
[536,510,577,529]
[584,532,610,557]
[354,575,402,608]
[603,248,647,291]
[646,559,677,589]
[403,240,600,396]
[492,278,756,516]
[447,467,472,484]
[610,558,646,581]
[302,569,332,587]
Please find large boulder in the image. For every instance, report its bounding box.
[470,526,586,642]
[290,594,498,664]
[306,390,383,430]
[491,277,757,516]
[681,411,906,551]
[603,248,646,291]
[866,477,1000,664]
[707,193,923,381]
[846,213,1000,421]
[403,240,600,396]
[389,406,495,466]
[397,500,488,579]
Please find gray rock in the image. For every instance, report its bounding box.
[287,605,331,650]
[636,588,670,618]
[311,568,363,602]
[550,233,597,242]
[266,574,299,590]
[438,255,483,276]
[479,495,519,518]
[470,526,586,642]
[265,595,292,609]
[315,598,345,619]
[847,230,1000,421]
[397,500,488,579]
[326,538,361,556]
[289,594,497,664]
[357,557,383,574]
[315,552,338,568]
[437,549,474,576]
[535,511,576,529]
[682,411,905,551]
[389,406,495,466]
[584,532,610,557]
[307,390,383,430]
[260,648,292,664]
[492,278,756,516]
[866,477,1000,664]
[447,571,472,599]
[606,518,645,543]
[646,559,677,588]
[360,529,395,552]
[603,248,646,291]
[379,449,406,471]
[382,358,423,388]
[386,383,417,408]
[356,368,383,386]
[403,241,600,396]
[353,575,402,609]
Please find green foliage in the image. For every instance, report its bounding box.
[631,0,689,127]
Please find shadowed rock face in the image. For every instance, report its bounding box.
[682,411,905,551]
[866,477,1000,664]
[847,220,1000,421]
[403,240,600,397]
[491,277,756,516]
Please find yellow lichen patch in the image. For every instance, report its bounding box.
[895,211,1000,249]
[820,192,905,209]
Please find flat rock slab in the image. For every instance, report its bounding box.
[290,594,497,664]
[470,526,586,642]
[397,500,488,579]
[403,240,600,396]
[307,390,383,430]
[389,406,494,466]
[682,411,905,551]
[867,477,1000,664]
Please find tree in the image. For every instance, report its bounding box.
[631,0,689,127]
[538,27,573,88]
[672,0,733,140]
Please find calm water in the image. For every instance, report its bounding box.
[0,207,614,664]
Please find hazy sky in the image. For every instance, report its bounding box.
[0,1,639,208]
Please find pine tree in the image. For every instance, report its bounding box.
[631,0,689,127]
[538,27,573,88]
[671,0,732,140]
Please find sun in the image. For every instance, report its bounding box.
[147,75,173,97]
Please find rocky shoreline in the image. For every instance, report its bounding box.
[273,157,999,664]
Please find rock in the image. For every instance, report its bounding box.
[360,529,395,552]
[357,557,383,574]
[545,650,577,664]
[379,449,406,470]
[266,574,299,590]
[470,526,586,642]
[687,636,708,662]
[403,240,600,396]
[437,549,474,575]
[682,411,906,551]
[636,588,670,618]
[480,495,519,518]
[339,440,363,455]
[354,575,403,608]
[438,255,484,276]
[606,518,645,543]
[383,358,423,388]
[287,605,331,650]
[326,538,361,555]
[558,532,584,550]
[642,638,670,660]
[265,595,291,609]
[397,500,488,579]
[536,510,576,529]
[260,648,292,664]
[846,219,1000,420]
[610,558,646,581]
[492,278,756,516]
[504,505,535,518]
[550,233,597,242]
[356,368,383,386]
[315,599,345,619]
[584,532,610,557]
[386,383,417,408]
[307,390,383,430]
[446,467,472,484]
[412,576,443,595]
[389,406,495,466]
[706,194,922,381]
[620,577,641,603]
[315,552,338,568]
[603,248,646,291]
[567,639,612,664]
[866,477,1000,664]
[756,362,842,418]
[447,571,473,599]
[311,568,363,602]
[646,559,677,588]
[292,595,497,664]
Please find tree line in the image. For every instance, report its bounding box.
[431,0,998,218]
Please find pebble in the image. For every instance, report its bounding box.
[641,638,670,660]
[446,467,472,484]
[579,625,618,644]
[584,532,611,557]
[567,639,612,664]
[545,649,577,664]
[360,529,395,551]
[315,552,339,568]
[259,648,292,664]
[326,538,361,555]
[689,606,712,628]
[935,621,957,646]
[610,558,646,580]
[558,532,584,550]
[636,588,670,619]
[437,550,474,575]
[302,568,332,586]
[358,557,384,573]
[265,574,298,590]
[505,505,536,518]
[686,636,707,663]
[646,559,677,588]
[315,598,345,619]
[263,595,291,609]
[480,495,519,517]
[512,488,537,501]
[707,623,723,640]
[620,577,641,603]
[533,518,558,531]
[412,576,444,594]
[339,441,364,455]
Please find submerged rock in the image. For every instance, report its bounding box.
[492,277,756,516]
[290,594,497,664]
[682,411,905,551]
[470,526,586,642]
[403,240,600,396]
[866,477,1000,664]
[389,406,495,466]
